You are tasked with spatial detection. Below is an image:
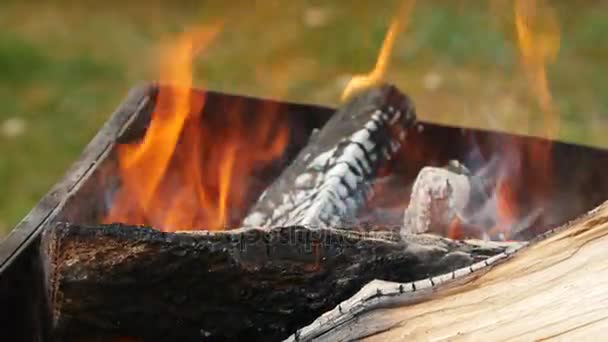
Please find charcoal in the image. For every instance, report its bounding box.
[243,84,416,229]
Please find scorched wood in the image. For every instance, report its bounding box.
[42,223,518,341]
[243,84,416,229]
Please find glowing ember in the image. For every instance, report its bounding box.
[447,217,464,240]
[489,177,518,240]
[341,0,416,101]
[104,25,289,232]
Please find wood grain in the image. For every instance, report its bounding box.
[289,201,608,341]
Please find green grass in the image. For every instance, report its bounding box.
[0,0,607,235]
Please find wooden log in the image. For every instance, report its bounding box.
[243,84,416,229]
[287,201,608,341]
[402,161,481,236]
[400,160,517,240]
[42,223,519,341]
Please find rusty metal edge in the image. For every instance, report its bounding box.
[0,83,155,273]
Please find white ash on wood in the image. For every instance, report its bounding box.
[243,84,416,229]
[402,163,472,234]
[402,160,495,239]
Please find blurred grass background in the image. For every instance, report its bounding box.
[0,0,607,236]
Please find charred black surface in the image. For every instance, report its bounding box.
[44,223,509,342]
[0,241,50,341]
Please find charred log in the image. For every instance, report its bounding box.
[43,223,518,341]
[243,84,416,229]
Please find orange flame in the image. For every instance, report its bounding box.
[479,0,560,240]
[448,216,464,241]
[514,0,559,185]
[514,0,560,134]
[489,176,519,240]
[341,0,416,101]
[104,24,289,232]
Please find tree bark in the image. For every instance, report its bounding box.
[43,223,518,341]
[287,201,608,341]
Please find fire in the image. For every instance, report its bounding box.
[447,217,464,241]
[514,0,560,201]
[514,0,560,134]
[489,177,519,240]
[341,0,416,101]
[104,25,289,232]
[479,0,560,239]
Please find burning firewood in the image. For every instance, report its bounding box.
[401,160,491,239]
[22,80,608,342]
[243,84,415,229]
[43,223,518,341]
[39,79,608,341]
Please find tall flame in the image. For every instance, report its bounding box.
[122,28,218,215]
[341,0,416,101]
[489,0,560,238]
[489,176,519,240]
[105,23,289,231]
[515,0,559,200]
[514,0,560,138]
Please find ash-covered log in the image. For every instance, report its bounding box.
[243,84,415,229]
[402,160,491,239]
[43,223,518,341]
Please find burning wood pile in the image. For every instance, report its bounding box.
[47,84,526,339]
[42,80,608,341]
[29,1,608,341]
